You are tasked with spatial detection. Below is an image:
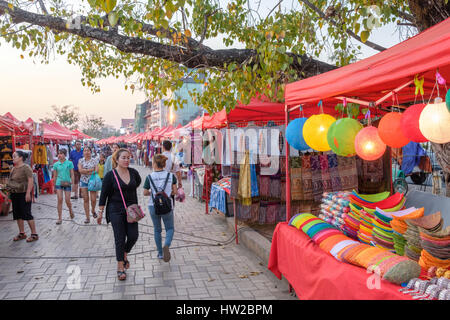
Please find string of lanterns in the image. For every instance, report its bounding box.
[286,74,450,161]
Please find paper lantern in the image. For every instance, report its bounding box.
[446,89,450,112]
[378,112,410,148]
[303,114,336,151]
[286,118,310,151]
[400,104,428,143]
[419,101,450,144]
[354,126,386,161]
[327,118,363,157]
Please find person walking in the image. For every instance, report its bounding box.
[143,154,177,262]
[98,148,142,281]
[98,153,106,181]
[52,149,75,224]
[78,146,99,224]
[8,151,38,242]
[69,141,83,200]
[162,140,182,208]
[104,143,120,176]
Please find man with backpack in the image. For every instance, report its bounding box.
[143,154,177,262]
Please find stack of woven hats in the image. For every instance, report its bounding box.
[389,207,424,256]
[289,213,421,285]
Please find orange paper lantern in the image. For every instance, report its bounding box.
[354,126,386,161]
[378,112,410,148]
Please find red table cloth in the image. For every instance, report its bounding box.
[268,222,412,300]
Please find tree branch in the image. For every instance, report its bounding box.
[0,1,336,78]
[299,0,387,52]
[37,0,48,15]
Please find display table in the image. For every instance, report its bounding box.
[268,222,412,300]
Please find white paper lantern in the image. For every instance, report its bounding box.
[419,101,450,144]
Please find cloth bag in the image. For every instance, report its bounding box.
[88,172,102,192]
[112,169,145,223]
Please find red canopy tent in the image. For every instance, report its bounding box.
[50,122,77,140]
[72,129,92,140]
[285,18,450,109]
[283,17,450,222]
[41,123,72,141]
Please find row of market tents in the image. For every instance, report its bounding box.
[0,112,92,141]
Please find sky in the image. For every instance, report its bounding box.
[0,1,405,129]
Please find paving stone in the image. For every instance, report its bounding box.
[0,165,295,301]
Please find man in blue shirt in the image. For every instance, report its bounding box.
[69,140,83,199]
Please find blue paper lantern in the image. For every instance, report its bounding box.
[286,118,310,151]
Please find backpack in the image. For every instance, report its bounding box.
[148,172,172,215]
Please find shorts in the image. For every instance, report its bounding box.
[55,185,72,192]
[73,171,81,184]
[10,193,33,221]
[79,181,89,188]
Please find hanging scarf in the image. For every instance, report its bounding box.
[238,151,252,206]
[290,156,303,201]
[320,153,333,193]
[327,153,342,192]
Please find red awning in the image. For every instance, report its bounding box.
[0,115,32,136]
[41,123,72,141]
[285,18,450,108]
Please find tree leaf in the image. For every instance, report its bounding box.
[360,30,370,43]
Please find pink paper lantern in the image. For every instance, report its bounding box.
[400,104,428,143]
[378,112,410,148]
[354,126,386,161]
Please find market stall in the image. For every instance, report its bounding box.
[267,17,450,300]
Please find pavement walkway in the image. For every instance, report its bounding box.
[0,165,295,300]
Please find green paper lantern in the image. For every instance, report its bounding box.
[446,89,450,112]
[327,118,363,157]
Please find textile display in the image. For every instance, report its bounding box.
[327,153,342,191]
[390,207,424,256]
[258,175,270,198]
[230,163,240,199]
[318,191,350,232]
[290,159,303,201]
[356,148,391,194]
[310,154,323,203]
[337,156,358,191]
[287,214,421,285]
[301,154,313,200]
[320,154,333,193]
[33,144,48,165]
[238,151,252,206]
[209,183,227,214]
[280,156,287,202]
[268,223,413,300]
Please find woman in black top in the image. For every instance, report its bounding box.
[98,148,142,281]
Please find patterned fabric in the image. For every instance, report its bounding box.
[356,151,389,194]
[338,156,358,191]
[259,200,268,224]
[311,155,323,202]
[238,151,252,205]
[301,154,313,200]
[259,175,270,198]
[230,163,240,198]
[266,202,278,224]
[79,157,98,184]
[320,154,333,193]
[290,156,303,201]
[327,153,342,192]
[209,184,227,214]
[250,163,259,198]
[237,200,251,221]
[250,201,260,223]
[278,203,286,222]
[280,156,287,202]
[215,177,231,194]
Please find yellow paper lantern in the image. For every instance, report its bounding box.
[303,114,336,151]
[419,101,450,144]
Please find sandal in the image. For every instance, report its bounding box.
[26,234,39,242]
[117,270,126,281]
[124,259,130,269]
[56,220,62,225]
[92,212,98,219]
[70,196,78,200]
[84,219,90,224]
[69,209,74,219]
[13,233,27,241]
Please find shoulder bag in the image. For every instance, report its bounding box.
[112,169,145,223]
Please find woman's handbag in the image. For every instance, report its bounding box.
[60,181,71,187]
[112,169,145,223]
[88,172,102,191]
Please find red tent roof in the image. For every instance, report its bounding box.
[41,123,72,141]
[50,122,77,139]
[285,18,450,108]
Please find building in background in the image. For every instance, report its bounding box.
[120,119,134,134]
[168,75,205,127]
[134,100,150,133]
[147,99,168,131]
